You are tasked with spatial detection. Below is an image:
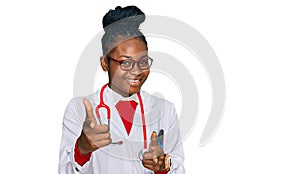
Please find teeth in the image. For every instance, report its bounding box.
[128,79,139,83]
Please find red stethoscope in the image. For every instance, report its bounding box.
[95,84,148,149]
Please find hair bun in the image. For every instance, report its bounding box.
[102,6,145,32]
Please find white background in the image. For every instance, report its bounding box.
[1,0,300,173]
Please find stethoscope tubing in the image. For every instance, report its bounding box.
[96,84,147,148]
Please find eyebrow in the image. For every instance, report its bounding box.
[118,55,148,59]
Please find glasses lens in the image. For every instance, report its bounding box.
[118,57,153,71]
[139,57,152,70]
[120,60,134,70]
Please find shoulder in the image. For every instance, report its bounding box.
[65,91,98,113]
[63,92,98,122]
[68,91,98,105]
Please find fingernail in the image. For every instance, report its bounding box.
[90,122,95,128]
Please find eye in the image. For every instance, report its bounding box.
[139,59,149,65]
[121,60,132,66]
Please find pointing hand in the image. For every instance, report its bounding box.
[77,98,111,155]
[142,131,165,172]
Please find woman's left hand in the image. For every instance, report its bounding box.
[142,131,166,172]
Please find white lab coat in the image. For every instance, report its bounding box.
[59,87,185,174]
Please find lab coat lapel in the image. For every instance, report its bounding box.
[128,102,140,138]
[129,91,152,141]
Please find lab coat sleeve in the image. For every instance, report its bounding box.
[59,98,94,174]
[164,103,185,174]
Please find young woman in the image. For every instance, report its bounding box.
[59,6,185,174]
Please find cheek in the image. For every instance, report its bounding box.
[143,70,150,78]
[110,68,128,81]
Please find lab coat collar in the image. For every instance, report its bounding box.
[102,86,141,139]
[105,86,139,105]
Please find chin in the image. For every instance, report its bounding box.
[129,86,141,94]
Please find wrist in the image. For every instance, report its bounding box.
[78,143,90,155]
[74,139,92,166]
[77,134,91,155]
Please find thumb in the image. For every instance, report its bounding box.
[148,131,158,153]
[150,131,158,146]
[83,98,96,127]
[151,131,157,141]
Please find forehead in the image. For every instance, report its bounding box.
[112,38,148,57]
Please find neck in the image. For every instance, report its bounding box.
[108,84,135,97]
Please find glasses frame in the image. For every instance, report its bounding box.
[106,56,153,71]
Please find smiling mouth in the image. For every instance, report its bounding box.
[126,78,142,86]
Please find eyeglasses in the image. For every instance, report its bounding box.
[106,56,153,71]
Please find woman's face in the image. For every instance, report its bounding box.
[102,38,150,97]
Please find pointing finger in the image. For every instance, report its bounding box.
[83,98,95,120]
[150,131,158,146]
[151,131,157,140]
[83,98,96,128]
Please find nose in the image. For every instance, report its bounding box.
[129,62,142,75]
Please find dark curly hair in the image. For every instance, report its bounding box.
[101,6,148,56]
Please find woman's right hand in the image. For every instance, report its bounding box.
[77,98,112,155]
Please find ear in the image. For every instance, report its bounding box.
[100,56,109,71]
